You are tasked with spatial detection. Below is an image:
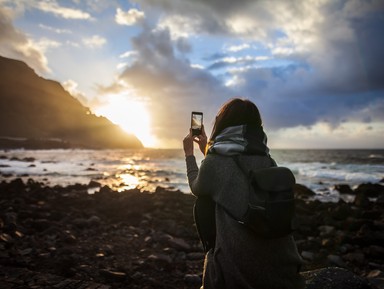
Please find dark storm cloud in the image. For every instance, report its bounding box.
[223,1,384,129]
[115,0,384,144]
[351,12,384,90]
[113,25,232,141]
[307,9,384,95]
[234,65,384,130]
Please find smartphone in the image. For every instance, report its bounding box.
[191,111,203,136]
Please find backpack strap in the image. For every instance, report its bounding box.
[194,197,216,253]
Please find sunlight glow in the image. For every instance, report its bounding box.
[116,173,140,191]
[94,94,156,147]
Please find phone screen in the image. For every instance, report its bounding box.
[191,111,203,136]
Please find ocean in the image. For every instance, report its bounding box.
[0,149,383,202]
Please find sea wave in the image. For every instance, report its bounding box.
[1,149,383,197]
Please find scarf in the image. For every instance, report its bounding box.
[207,124,270,156]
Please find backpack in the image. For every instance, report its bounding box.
[224,156,296,239]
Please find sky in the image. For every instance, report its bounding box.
[0,0,383,149]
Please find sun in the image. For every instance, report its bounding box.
[94,94,156,147]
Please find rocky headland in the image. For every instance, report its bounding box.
[0,56,143,149]
[0,178,383,288]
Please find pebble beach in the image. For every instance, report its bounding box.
[0,178,383,288]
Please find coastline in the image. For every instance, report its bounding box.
[1,148,383,199]
[0,178,383,288]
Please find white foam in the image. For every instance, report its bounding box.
[1,149,383,198]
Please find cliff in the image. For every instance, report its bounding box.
[0,56,143,149]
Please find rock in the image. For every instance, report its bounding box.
[54,256,77,277]
[367,270,384,289]
[354,183,384,198]
[184,274,201,286]
[361,210,382,220]
[87,215,101,226]
[19,248,33,255]
[167,237,191,251]
[335,184,354,194]
[365,245,384,259]
[72,218,88,228]
[88,180,101,188]
[294,184,316,199]
[10,178,25,191]
[174,251,187,262]
[98,185,114,194]
[131,271,144,280]
[318,225,335,236]
[302,267,375,289]
[331,201,352,220]
[61,231,77,244]
[301,251,315,261]
[0,177,382,288]
[0,265,111,289]
[99,269,127,281]
[327,254,347,267]
[0,233,13,244]
[102,245,114,256]
[351,224,384,247]
[321,238,334,247]
[27,219,53,232]
[376,194,384,205]
[343,252,366,265]
[354,193,371,208]
[147,253,172,264]
[187,252,205,260]
[367,269,384,279]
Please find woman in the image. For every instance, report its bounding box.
[183,98,304,289]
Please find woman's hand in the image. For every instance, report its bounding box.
[183,131,194,157]
[193,125,207,155]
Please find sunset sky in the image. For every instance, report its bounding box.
[1,0,383,148]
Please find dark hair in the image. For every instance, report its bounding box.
[209,98,262,142]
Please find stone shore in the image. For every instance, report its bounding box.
[0,178,383,288]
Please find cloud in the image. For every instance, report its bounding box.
[82,35,106,48]
[230,64,384,131]
[0,6,50,74]
[39,24,72,34]
[36,1,92,20]
[207,55,270,71]
[62,79,89,105]
[130,0,384,146]
[115,8,145,26]
[35,38,62,52]
[226,43,250,52]
[138,0,278,38]
[203,52,228,61]
[99,25,231,145]
[120,51,138,58]
[268,121,384,149]
[139,0,384,89]
[3,0,381,147]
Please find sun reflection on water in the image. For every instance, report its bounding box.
[116,173,140,192]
